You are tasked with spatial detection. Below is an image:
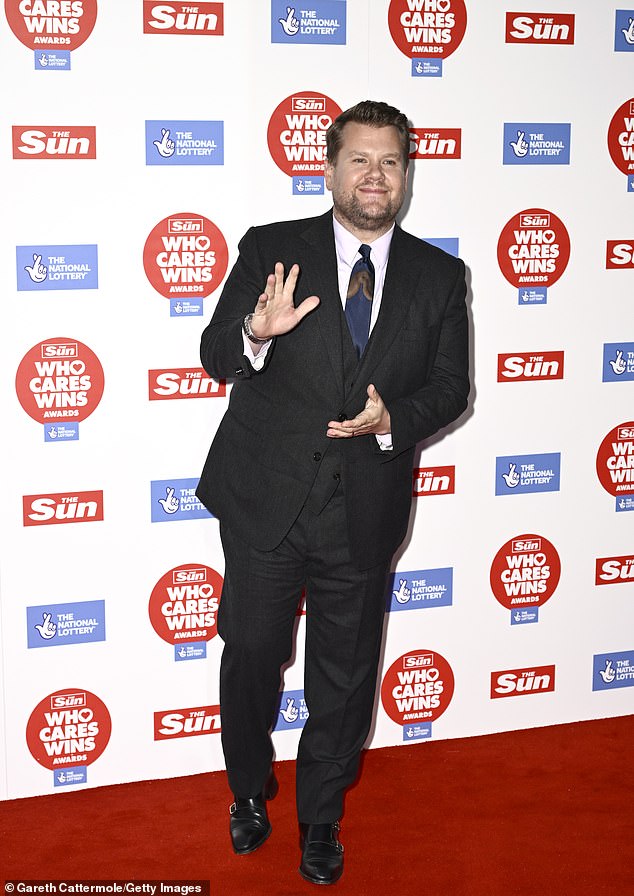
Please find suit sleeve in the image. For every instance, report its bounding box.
[383,258,470,459]
[199,227,274,380]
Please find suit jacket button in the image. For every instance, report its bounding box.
[333,472,341,481]
[313,451,322,462]
[337,413,347,422]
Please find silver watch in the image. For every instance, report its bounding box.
[242,313,269,344]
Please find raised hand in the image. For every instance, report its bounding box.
[249,262,319,340]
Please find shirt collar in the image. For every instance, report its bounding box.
[332,212,394,271]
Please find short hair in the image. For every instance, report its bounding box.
[326,100,411,169]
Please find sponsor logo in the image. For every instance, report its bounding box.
[271,1,346,44]
[55,768,87,787]
[35,50,70,69]
[16,337,104,425]
[145,120,224,166]
[615,10,634,52]
[267,91,342,178]
[26,688,111,770]
[143,1,224,35]
[13,126,96,159]
[593,651,634,691]
[596,422,634,497]
[16,245,98,290]
[151,478,213,522]
[45,422,79,442]
[490,534,561,611]
[23,490,104,527]
[497,351,564,382]
[413,465,455,496]
[497,208,570,292]
[154,705,221,740]
[491,665,556,698]
[387,568,453,611]
[388,0,467,61]
[143,212,228,303]
[595,555,634,586]
[148,368,226,400]
[409,128,461,159]
[505,12,574,44]
[6,0,98,51]
[607,98,634,175]
[503,123,570,164]
[606,241,634,268]
[148,562,222,645]
[381,649,454,733]
[495,452,561,496]
[603,343,634,382]
[423,237,459,256]
[27,600,106,648]
[273,689,309,731]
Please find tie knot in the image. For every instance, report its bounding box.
[358,244,372,263]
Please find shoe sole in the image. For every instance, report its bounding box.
[298,865,343,886]
[232,823,272,855]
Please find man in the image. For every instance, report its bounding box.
[196,100,469,885]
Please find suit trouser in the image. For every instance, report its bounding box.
[217,488,391,824]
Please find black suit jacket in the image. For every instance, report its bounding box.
[196,210,469,569]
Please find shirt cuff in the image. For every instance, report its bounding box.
[242,332,272,370]
[375,433,393,451]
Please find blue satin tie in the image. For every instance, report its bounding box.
[345,244,375,358]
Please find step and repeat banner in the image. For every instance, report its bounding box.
[1,1,632,800]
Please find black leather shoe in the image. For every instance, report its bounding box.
[299,822,344,885]
[229,773,278,855]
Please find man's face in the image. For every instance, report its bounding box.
[324,122,409,237]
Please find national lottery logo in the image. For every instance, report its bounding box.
[380,649,454,732]
[12,126,96,159]
[602,343,634,382]
[16,244,98,290]
[387,0,467,65]
[505,12,575,44]
[26,600,106,648]
[489,534,561,612]
[593,650,634,691]
[154,704,221,740]
[595,422,634,500]
[273,688,309,731]
[145,120,224,166]
[151,477,212,522]
[387,568,453,611]
[271,2,346,45]
[615,11,634,52]
[503,123,570,165]
[5,0,98,51]
[148,562,222,646]
[26,688,111,771]
[143,1,224,35]
[409,128,461,159]
[266,92,342,179]
[15,337,104,426]
[143,212,229,302]
[495,452,561,496]
[595,554,634,586]
[607,98,634,180]
[497,208,570,299]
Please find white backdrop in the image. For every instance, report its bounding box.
[1,0,633,801]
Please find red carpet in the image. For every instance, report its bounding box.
[2,715,632,895]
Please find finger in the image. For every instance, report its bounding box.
[294,295,320,320]
[282,263,300,296]
[274,262,286,293]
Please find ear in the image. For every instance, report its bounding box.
[324,158,334,192]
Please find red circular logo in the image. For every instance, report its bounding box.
[388,0,467,59]
[596,422,634,496]
[497,208,570,289]
[607,98,634,176]
[26,687,111,770]
[267,91,342,178]
[381,649,454,725]
[490,534,561,610]
[15,336,104,424]
[5,0,98,51]
[148,563,223,645]
[143,212,229,299]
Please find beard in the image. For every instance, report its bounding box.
[333,188,404,234]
